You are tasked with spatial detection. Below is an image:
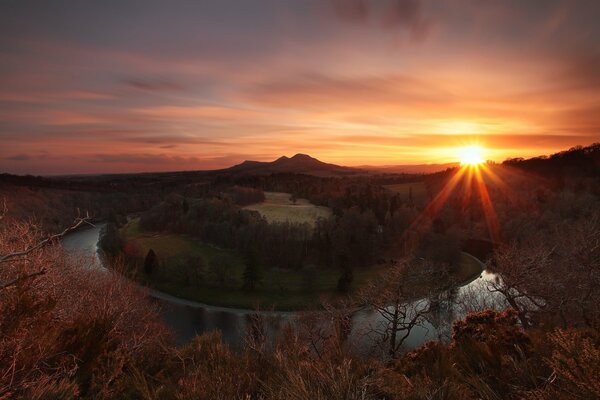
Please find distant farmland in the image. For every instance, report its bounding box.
[244,192,331,226]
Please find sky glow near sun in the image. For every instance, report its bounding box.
[0,0,599,174]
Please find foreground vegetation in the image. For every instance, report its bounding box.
[1,215,598,399]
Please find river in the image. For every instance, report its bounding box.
[62,223,502,351]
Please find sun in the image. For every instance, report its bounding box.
[458,145,485,166]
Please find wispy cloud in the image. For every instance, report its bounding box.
[4,154,30,161]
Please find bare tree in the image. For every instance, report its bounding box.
[358,259,435,358]
[0,213,170,398]
[489,212,600,331]
[0,210,92,289]
[487,242,552,327]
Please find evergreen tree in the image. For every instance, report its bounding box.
[144,249,158,275]
[242,251,261,291]
[336,254,354,293]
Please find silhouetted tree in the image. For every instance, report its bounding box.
[359,260,435,358]
[144,249,158,275]
[337,255,353,293]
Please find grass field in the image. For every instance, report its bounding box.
[244,192,331,226]
[384,181,428,205]
[119,218,484,310]
[121,219,242,272]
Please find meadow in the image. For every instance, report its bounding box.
[243,192,332,227]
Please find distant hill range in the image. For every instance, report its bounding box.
[3,143,598,182]
[217,153,458,176]
[216,153,363,176]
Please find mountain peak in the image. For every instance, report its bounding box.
[274,155,290,163]
[290,153,313,160]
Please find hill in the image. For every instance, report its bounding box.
[503,142,600,178]
[219,153,363,176]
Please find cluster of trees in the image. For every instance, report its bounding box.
[504,142,600,179]
[98,177,467,295]
[135,195,388,272]
[0,180,162,233]
[222,186,265,206]
[230,172,427,219]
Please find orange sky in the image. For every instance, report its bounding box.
[1,0,599,174]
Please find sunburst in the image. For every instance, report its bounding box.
[458,145,485,166]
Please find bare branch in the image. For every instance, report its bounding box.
[0,213,93,264]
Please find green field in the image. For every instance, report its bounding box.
[119,218,484,310]
[384,182,428,204]
[244,192,332,227]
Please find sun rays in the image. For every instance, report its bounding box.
[401,160,506,256]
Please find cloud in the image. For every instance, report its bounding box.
[1,0,600,174]
[330,0,369,23]
[4,154,30,161]
[330,134,600,150]
[91,153,200,165]
[246,72,447,111]
[123,77,183,92]
[131,105,270,122]
[329,0,431,40]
